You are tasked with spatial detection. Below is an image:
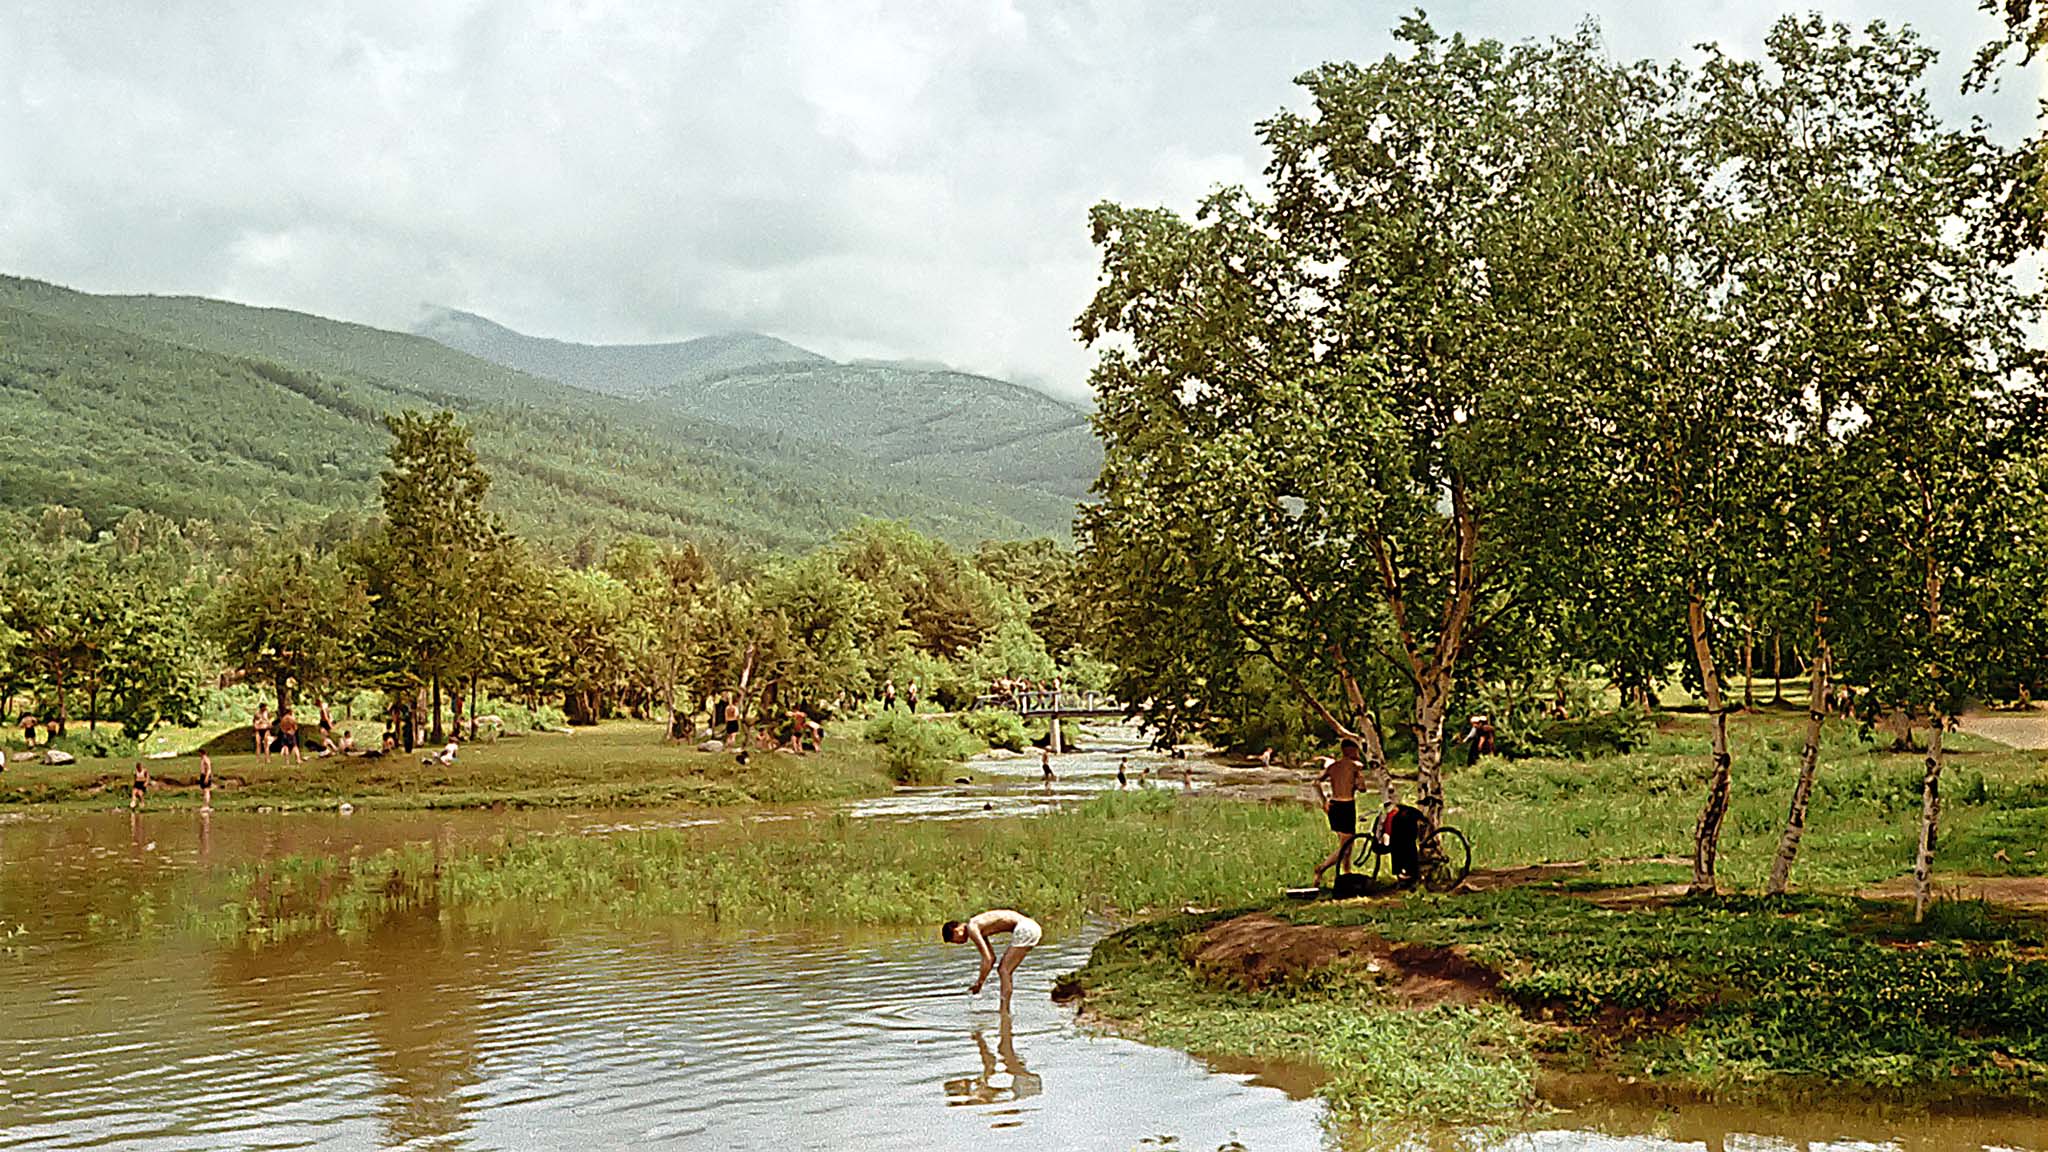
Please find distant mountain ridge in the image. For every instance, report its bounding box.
[412,308,1102,508]
[414,306,825,398]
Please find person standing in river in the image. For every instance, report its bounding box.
[198,751,214,812]
[129,761,149,812]
[1310,738,1365,889]
[1117,758,1128,789]
[942,909,1043,1013]
[1039,747,1055,793]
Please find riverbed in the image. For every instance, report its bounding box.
[3,757,2043,1150]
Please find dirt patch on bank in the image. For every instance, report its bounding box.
[1189,913,1501,1006]
[1862,874,2048,912]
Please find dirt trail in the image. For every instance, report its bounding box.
[1958,708,2048,750]
[1861,874,2048,912]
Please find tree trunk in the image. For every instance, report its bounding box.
[1913,721,1946,923]
[88,682,98,732]
[1686,590,1733,896]
[274,670,293,714]
[430,678,445,744]
[1741,625,1755,712]
[1771,633,1785,707]
[1767,638,1831,895]
[55,670,68,736]
[1413,682,1448,828]
[468,677,479,741]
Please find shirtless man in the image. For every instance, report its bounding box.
[1311,738,1367,888]
[942,909,1043,1012]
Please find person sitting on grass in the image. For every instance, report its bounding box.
[422,739,458,767]
[338,729,357,755]
[942,909,1043,1013]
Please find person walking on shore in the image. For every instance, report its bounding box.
[1040,747,1055,793]
[942,909,1043,1013]
[253,702,272,761]
[883,680,898,712]
[129,761,150,812]
[1310,738,1365,889]
[1117,758,1128,790]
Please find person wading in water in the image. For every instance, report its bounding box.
[942,909,1043,1013]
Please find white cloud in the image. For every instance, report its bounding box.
[0,0,2036,400]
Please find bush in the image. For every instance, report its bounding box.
[958,709,1028,751]
[862,712,985,783]
[46,728,139,760]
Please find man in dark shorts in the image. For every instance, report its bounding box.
[1311,738,1366,889]
[723,697,741,742]
[129,761,150,812]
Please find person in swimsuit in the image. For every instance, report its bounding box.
[277,709,302,764]
[318,699,334,741]
[942,909,1043,1013]
[723,697,741,741]
[1039,747,1055,793]
[1311,738,1366,889]
[252,703,272,762]
[129,761,150,811]
[1117,758,1128,789]
[198,751,215,812]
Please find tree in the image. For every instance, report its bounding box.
[607,537,718,735]
[1078,19,1625,822]
[207,547,370,710]
[359,411,503,744]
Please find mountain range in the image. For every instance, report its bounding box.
[0,276,1098,553]
[412,306,1101,502]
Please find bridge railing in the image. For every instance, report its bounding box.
[972,690,1119,715]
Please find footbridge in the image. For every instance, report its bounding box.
[970,690,1128,753]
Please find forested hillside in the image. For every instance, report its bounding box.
[0,277,1076,551]
[411,309,1103,505]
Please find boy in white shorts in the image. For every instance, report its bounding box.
[942,909,1043,1012]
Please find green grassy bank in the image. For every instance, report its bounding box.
[1062,889,2048,1129]
[0,722,895,811]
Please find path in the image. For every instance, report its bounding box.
[1958,707,2048,750]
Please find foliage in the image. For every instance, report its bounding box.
[861,712,984,783]
[955,708,1028,752]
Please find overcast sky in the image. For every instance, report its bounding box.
[1,1,2039,399]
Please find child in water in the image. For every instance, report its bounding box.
[941,909,1043,1013]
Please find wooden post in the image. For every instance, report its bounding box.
[1049,715,1063,755]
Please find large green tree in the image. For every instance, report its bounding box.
[1078,19,1626,821]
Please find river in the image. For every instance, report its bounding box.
[2,747,2042,1151]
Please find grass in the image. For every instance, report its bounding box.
[1063,889,2048,1127]
[0,722,895,812]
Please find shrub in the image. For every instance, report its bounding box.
[862,712,985,783]
[958,709,1028,751]
[47,728,139,760]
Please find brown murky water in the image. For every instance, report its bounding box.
[2,806,2042,1151]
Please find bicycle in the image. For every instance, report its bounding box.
[1352,803,1472,893]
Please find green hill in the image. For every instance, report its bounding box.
[409,309,1102,506]
[0,276,1078,550]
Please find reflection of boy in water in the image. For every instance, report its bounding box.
[943,1014,1043,1104]
[941,909,1042,1012]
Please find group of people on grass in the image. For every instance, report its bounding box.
[250,699,362,763]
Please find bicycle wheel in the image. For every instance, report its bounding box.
[1351,835,1382,879]
[1422,827,1471,892]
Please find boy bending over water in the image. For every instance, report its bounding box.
[942,909,1042,1012]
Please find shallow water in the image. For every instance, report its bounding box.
[2,805,2042,1151]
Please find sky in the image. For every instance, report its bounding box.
[1,1,2040,400]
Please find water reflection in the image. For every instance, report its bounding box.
[944,1013,1044,1110]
